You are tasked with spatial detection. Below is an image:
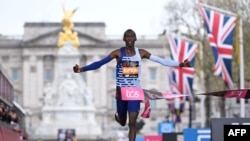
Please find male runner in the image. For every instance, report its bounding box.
[73,29,190,141]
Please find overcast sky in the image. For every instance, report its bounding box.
[0,0,168,36]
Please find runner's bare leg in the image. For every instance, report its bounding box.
[128,112,139,141]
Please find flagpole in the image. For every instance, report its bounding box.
[170,34,200,44]
[239,17,245,117]
[199,3,237,16]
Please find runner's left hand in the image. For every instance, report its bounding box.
[179,59,191,67]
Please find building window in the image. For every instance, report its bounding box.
[44,68,53,81]
[14,94,19,103]
[111,95,116,109]
[149,68,156,81]
[150,100,156,109]
[111,69,116,80]
[11,68,18,81]
[2,56,9,62]
[30,66,36,73]
[81,72,86,80]
[236,98,248,104]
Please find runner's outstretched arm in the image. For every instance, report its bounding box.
[139,49,190,67]
[149,55,180,67]
[73,49,119,73]
[73,56,112,73]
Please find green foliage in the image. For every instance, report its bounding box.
[163,0,250,127]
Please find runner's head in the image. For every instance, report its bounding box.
[123,29,137,48]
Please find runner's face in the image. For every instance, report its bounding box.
[124,31,136,47]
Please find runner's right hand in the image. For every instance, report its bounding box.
[73,64,81,73]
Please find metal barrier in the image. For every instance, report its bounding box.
[0,68,28,141]
[0,126,21,141]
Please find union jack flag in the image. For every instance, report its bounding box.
[168,35,198,96]
[199,6,236,89]
[167,35,198,122]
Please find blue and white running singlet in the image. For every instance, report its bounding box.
[116,47,142,88]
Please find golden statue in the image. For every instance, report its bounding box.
[57,6,80,48]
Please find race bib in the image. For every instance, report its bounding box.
[122,61,139,78]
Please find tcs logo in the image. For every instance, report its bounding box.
[121,87,144,100]
[126,89,139,98]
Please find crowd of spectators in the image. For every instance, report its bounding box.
[0,101,28,140]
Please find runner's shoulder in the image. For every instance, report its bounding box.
[110,49,121,58]
[139,48,150,59]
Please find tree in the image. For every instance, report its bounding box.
[161,0,250,127]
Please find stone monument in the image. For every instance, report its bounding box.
[34,7,101,139]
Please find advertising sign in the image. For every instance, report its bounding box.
[183,128,210,141]
[158,122,174,135]
[144,135,162,141]
[211,118,250,141]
